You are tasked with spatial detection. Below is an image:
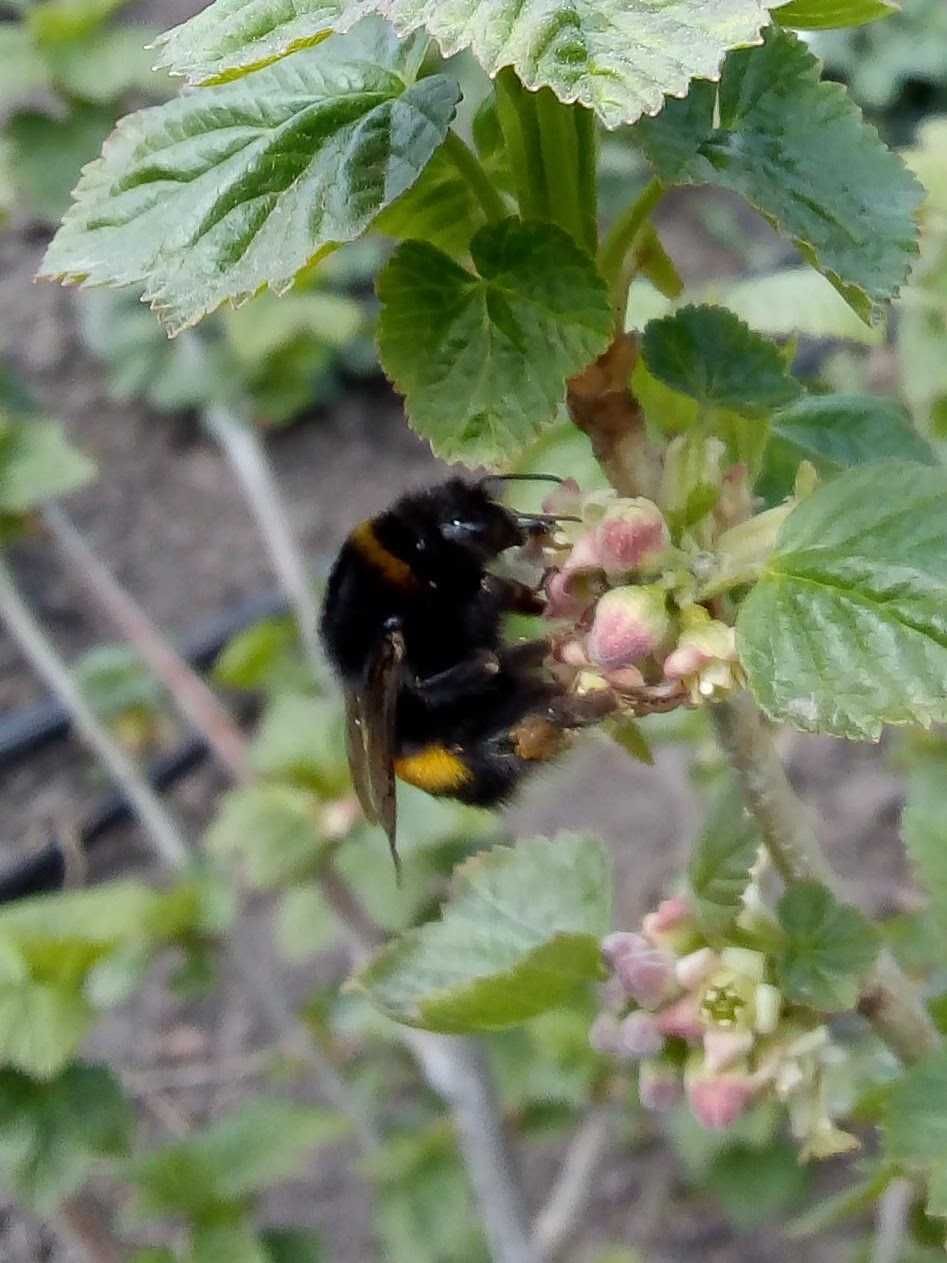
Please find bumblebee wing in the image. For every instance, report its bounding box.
[344,687,379,826]
[345,630,405,878]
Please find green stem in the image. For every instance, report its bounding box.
[597,177,664,309]
[535,88,583,243]
[443,130,507,224]
[573,104,599,255]
[495,67,547,220]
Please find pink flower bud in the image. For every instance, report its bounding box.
[595,499,671,578]
[603,932,677,1010]
[544,533,606,620]
[688,1074,757,1130]
[601,975,627,1013]
[618,1010,665,1059]
[639,1060,683,1112]
[655,993,704,1043]
[588,1012,622,1056]
[587,586,671,670]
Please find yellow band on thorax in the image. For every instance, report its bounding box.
[394,744,472,793]
[350,520,417,588]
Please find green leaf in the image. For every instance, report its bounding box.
[5,105,115,225]
[0,26,50,101]
[770,394,935,479]
[130,1098,345,1217]
[75,643,164,721]
[636,28,923,321]
[154,0,775,127]
[377,219,611,466]
[27,0,129,45]
[250,693,349,794]
[641,305,800,416]
[737,462,947,738]
[213,615,309,693]
[45,28,168,104]
[358,835,611,1032]
[40,26,460,334]
[261,1229,324,1263]
[192,1221,268,1263]
[775,882,879,1010]
[206,784,326,888]
[774,0,899,28]
[0,1063,133,1213]
[902,760,947,954]
[0,983,93,1078]
[688,781,762,939]
[706,1139,810,1228]
[0,415,96,512]
[275,885,336,961]
[883,1050,947,1218]
[374,147,487,259]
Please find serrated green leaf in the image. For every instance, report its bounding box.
[688,781,761,939]
[0,416,95,512]
[250,693,349,794]
[737,461,947,738]
[774,0,898,28]
[775,882,879,1010]
[358,835,611,1032]
[635,28,923,321]
[206,784,326,887]
[0,1063,133,1213]
[40,26,460,334]
[154,0,775,128]
[641,305,800,417]
[377,219,611,466]
[902,760,947,954]
[760,393,936,501]
[374,146,487,259]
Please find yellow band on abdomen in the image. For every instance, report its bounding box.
[394,744,472,793]
[350,520,417,588]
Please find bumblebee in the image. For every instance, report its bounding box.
[319,476,608,872]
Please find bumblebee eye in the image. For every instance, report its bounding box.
[441,518,480,543]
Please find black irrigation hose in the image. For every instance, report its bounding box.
[0,735,211,902]
[0,588,289,770]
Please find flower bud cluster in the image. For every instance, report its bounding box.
[589,892,857,1158]
[541,482,745,702]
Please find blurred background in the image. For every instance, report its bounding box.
[1,0,946,1257]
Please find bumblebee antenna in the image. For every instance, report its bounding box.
[479,473,564,489]
[515,512,582,526]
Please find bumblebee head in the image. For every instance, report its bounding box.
[435,480,526,561]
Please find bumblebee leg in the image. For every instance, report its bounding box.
[412,651,500,705]
[498,638,551,671]
[481,574,546,616]
[545,690,618,727]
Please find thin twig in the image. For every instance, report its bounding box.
[405,1031,537,1263]
[42,505,253,783]
[711,692,941,1064]
[0,555,190,871]
[122,1049,273,1094]
[871,1177,914,1263]
[532,1107,611,1261]
[203,404,323,682]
